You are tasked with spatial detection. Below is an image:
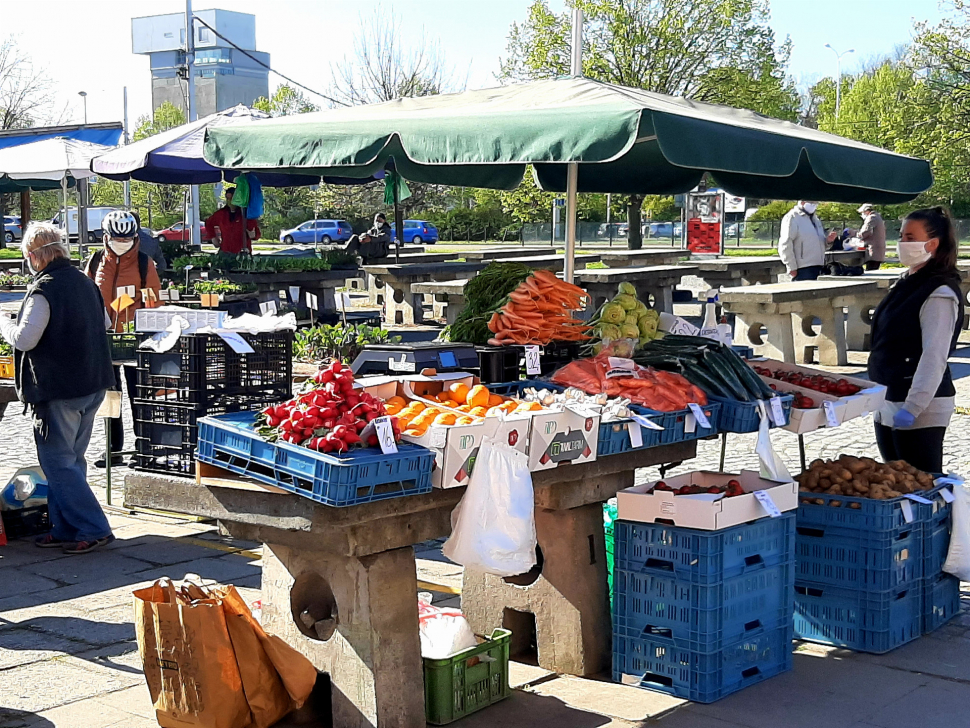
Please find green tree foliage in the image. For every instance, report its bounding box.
[253,85,319,117]
[500,0,799,247]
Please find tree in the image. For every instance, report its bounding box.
[253,85,319,117]
[500,0,798,248]
[0,35,54,130]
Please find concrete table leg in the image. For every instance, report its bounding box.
[444,295,465,326]
[364,271,381,305]
[796,306,847,366]
[432,293,448,321]
[845,302,871,351]
[461,502,611,676]
[261,543,426,728]
[385,281,423,325]
[635,284,673,313]
[732,310,796,363]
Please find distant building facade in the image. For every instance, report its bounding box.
[132,9,269,117]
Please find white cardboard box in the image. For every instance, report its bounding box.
[616,469,797,530]
[525,404,600,471]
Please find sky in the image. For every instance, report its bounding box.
[0,0,955,129]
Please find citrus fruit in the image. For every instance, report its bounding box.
[466,384,490,408]
[448,382,470,404]
[487,393,504,407]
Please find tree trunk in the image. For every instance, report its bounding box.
[627,194,644,250]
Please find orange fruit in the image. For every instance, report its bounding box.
[433,413,457,425]
[384,404,401,416]
[449,382,470,404]
[515,401,543,413]
[500,401,518,412]
[469,406,488,417]
[466,384,490,408]
[405,401,426,414]
[403,426,426,437]
[387,396,407,407]
[485,406,504,417]
[456,404,472,413]
[456,415,475,425]
[487,393,504,407]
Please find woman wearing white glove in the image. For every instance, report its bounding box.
[867,207,963,472]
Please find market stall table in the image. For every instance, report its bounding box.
[574,264,699,316]
[599,249,689,268]
[353,251,460,304]
[460,246,550,261]
[817,271,897,349]
[222,268,362,313]
[122,439,696,728]
[362,261,486,325]
[720,279,880,365]
[686,256,787,292]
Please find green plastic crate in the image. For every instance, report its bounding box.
[605,499,617,607]
[424,628,511,725]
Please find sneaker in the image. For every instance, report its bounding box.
[94,456,125,469]
[35,533,70,548]
[63,534,116,555]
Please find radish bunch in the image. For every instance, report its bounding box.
[256,360,401,453]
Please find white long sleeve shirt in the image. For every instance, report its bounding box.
[0,293,113,352]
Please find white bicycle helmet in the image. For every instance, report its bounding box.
[103,210,139,239]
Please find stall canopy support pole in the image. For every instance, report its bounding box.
[719,432,727,472]
[798,433,807,472]
[104,419,112,506]
[563,5,583,284]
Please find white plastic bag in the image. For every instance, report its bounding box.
[756,401,791,481]
[442,436,537,577]
[417,592,478,659]
[943,479,970,581]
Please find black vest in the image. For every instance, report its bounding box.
[868,266,964,401]
[15,258,116,404]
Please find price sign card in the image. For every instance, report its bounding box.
[630,413,664,431]
[688,403,711,429]
[260,300,278,316]
[753,490,782,518]
[288,286,300,303]
[305,292,319,310]
[216,331,255,354]
[374,416,398,454]
[169,288,180,301]
[525,345,541,375]
[823,401,840,428]
[627,422,643,448]
[669,317,700,336]
[769,397,786,426]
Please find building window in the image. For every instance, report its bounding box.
[198,27,210,43]
[196,48,231,65]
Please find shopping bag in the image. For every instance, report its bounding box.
[134,579,252,728]
[755,402,791,482]
[943,479,970,581]
[442,436,537,577]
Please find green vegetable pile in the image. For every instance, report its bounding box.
[443,262,533,344]
[170,249,357,275]
[294,324,401,364]
[192,279,257,295]
[587,281,661,355]
[0,273,31,288]
[634,334,774,402]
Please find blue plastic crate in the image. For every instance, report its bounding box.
[922,573,962,634]
[793,580,922,653]
[613,514,796,584]
[795,521,922,591]
[710,394,793,433]
[920,483,954,579]
[797,492,918,533]
[196,412,435,507]
[612,624,793,703]
[612,561,794,652]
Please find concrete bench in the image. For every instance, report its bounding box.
[575,264,699,317]
[356,252,461,303]
[224,269,362,313]
[363,261,486,325]
[599,249,689,268]
[410,279,468,325]
[687,256,787,291]
[461,246,550,261]
[720,279,880,365]
[123,440,695,727]
[826,249,867,268]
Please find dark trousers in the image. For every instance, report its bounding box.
[866,261,883,271]
[874,423,946,473]
[109,364,138,452]
[793,265,824,281]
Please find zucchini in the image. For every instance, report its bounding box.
[680,361,730,398]
[716,347,775,399]
[700,349,749,401]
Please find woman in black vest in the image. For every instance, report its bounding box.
[868,207,964,473]
[0,223,116,554]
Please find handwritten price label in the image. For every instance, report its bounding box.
[823,401,839,428]
[374,416,398,455]
[753,490,782,518]
[687,403,711,430]
[627,422,643,448]
[769,397,786,426]
[525,346,541,375]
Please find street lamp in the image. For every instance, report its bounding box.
[78,91,88,124]
[823,44,854,121]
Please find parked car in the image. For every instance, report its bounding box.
[724,222,744,238]
[279,219,353,244]
[3,215,21,245]
[155,222,205,243]
[645,222,683,238]
[390,219,439,244]
[51,207,126,243]
[597,223,627,239]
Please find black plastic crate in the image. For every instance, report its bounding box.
[1,505,51,538]
[132,395,281,475]
[134,331,292,406]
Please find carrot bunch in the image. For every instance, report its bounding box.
[486,269,592,346]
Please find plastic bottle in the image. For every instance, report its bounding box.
[699,289,720,341]
[717,314,733,346]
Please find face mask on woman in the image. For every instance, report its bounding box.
[898,240,933,268]
[802,202,818,215]
[109,239,135,256]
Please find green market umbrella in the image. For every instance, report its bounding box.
[203,77,932,275]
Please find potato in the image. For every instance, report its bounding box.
[847,460,867,474]
[819,478,832,490]
[810,459,825,470]
[830,500,842,508]
[838,468,853,482]
[849,502,861,509]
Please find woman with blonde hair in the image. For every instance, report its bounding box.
[0,222,116,554]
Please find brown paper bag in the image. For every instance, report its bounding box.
[134,579,253,728]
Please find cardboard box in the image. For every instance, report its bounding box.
[525,404,600,471]
[616,469,797,530]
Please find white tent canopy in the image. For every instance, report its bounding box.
[0,136,113,181]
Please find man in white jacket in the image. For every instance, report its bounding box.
[778,201,837,281]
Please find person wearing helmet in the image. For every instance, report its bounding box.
[203,187,260,254]
[84,210,162,466]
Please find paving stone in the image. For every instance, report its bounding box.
[115,537,229,566]
[653,710,749,728]
[0,568,60,596]
[509,661,556,689]
[528,675,684,723]
[864,678,970,728]
[32,696,134,728]
[438,688,637,728]
[0,656,143,713]
[27,551,152,586]
[0,627,94,670]
[93,683,156,721]
[15,612,135,647]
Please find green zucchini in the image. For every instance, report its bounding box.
[680,361,730,398]
[700,349,750,401]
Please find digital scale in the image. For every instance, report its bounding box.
[350,342,479,376]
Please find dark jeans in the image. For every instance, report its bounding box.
[866,261,883,271]
[793,265,824,281]
[33,390,112,542]
[874,423,946,473]
[109,364,138,452]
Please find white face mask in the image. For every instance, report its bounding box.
[801,202,818,215]
[109,239,135,256]
[898,241,933,268]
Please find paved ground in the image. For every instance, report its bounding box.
[2,300,970,727]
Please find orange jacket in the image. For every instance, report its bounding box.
[84,241,162,332]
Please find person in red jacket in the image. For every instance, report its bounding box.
[204,187,260,253]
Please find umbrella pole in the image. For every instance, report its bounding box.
[564,162,578,283]
[61,176,69,251]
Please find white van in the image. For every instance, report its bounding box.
[52,207,125,242]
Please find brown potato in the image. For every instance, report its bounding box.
[810,459,825,470]
[847,460,867,474]
[838,469,853,482]
[849,502,861,509]
[830,500,842,507]
[819,478,832,490]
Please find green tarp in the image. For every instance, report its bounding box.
[203,77,932,203]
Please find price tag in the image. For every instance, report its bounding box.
[769,397,786,426]
[606,368,635,379]
[159,289,171,301]
[905,494,933,505]
[429,426,447,449]
[753,490,782,518]
[669,317,700,336]
[305,292,319,310]
[525,345,541,375]
[216,331,255,354]
[374,416,398,454]
[627,422,643,448]
[259,300,278,316]
[288,286,300,303]
[822,401,839,427]
[278,289,288,301]
[183,265,194,273]
[687,403,711,430]
[631,413,664,431]
[201,293,219,308]
[608,357,635,370]
[900,500,914,524]
[119,285,136,299]
[110,293,134,312]
[169,288,180,301]
[684,413,696,434]
[940,487,955,504]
